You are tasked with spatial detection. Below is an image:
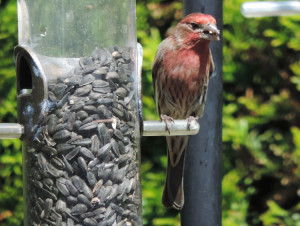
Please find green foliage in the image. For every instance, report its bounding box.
[1,0,300,225]
[138,27,161,120]
[258,200,300,226]
[222,0,300,225]
[222,170,248,226]
[0,0,23,225]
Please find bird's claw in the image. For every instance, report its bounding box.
[187,116,198,130]
[160,114,174,134]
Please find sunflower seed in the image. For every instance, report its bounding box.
[78,194,92,208]
[89,91,103,100]
[87,171,97,187]
[111,139,120,157]
[82,64,99,74]
[79,211,95,219]
[67,196,77,205]
[87,158,99,169]
[80,147,95,160]
[71,204,88,215]
[48,114,58,134]
[66,135,82,144]
[92,179,103,196]
[96,143,111,158]
[64,76,82,86]
[65,146,80,161]
[74,84,92,96]
[56,178,70,196]
[109,184,119,200]
[104,129,114,144]
[115,87,127,97]
[83,218,97,226]
[57,92,70,107]
[118,141,126,154]
[93,86,112,93]
[66,112,76,131]
[51,157,65,169]
[97,98,113,105]
[78,156,87,172]
[79,121,97,131]
[92,80,109,88]
[43,178,53,188]
[93,67,108,76]
[106,71,119,81]
[97,123,108,143]
[91,135,100,153]
[57,143,76,153]
[37,153,48,175]
[67,218,75,226]
[53,83,67,99]
[76,110,88,119]
[53,130,71,141]
[100,186,112,203]
[71,176,85,192]
[70,101,85,111]
[24,46,140,225]
[56,200,67,213]
[40,188,57,201]
[83,105,97,114]
[62,155,74,174]
[82,184,93,200]
[42,146,58,156]
[80,74,95,86]
[114,129,124,141]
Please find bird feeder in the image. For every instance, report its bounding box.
[15,0,143,225]
[0,0,201,225]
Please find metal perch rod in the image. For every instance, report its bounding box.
[143,119,200,136]
[0,123,24,139]
[241,1,300,17]
[0,120,199,139]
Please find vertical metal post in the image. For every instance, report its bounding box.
[181,0,223,225]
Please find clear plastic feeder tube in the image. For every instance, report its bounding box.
[16,0,141,225]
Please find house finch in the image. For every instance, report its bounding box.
[152,13,220,210]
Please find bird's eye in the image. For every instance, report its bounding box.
[190,23,199,30]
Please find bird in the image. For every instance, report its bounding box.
[152,13,220,210]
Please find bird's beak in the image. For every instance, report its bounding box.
[203,23,220,41]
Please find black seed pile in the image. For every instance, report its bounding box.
[24,47,141,226]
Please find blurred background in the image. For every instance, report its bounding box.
[0,0,300,225]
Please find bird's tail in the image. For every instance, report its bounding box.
[162,136,188,210]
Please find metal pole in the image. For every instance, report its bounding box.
[181,0,223,225]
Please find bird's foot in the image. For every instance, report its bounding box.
[187,116,198,130]
[160,114,174,134]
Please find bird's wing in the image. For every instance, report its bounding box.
[209,49,215,78]
[195,49,215,118]
[152,55,161,106]
[152,37,174,115]
[152,39,170,96]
